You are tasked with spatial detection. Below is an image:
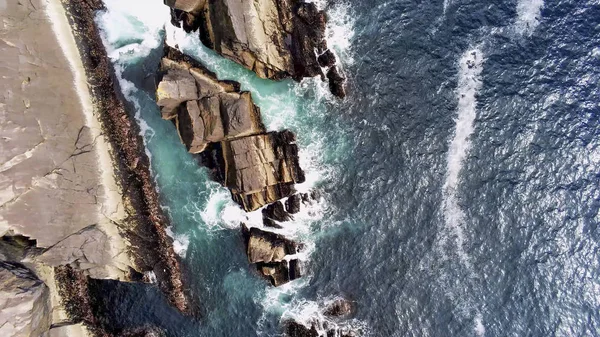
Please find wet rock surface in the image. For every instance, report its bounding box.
[158,47,305,212]
[165,0,347,98]
[323,299,354,318]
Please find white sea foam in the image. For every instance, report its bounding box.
[166,226,190,257]
[514,0,544,36]
[325,2,356,67]
[442,46,484,268]
[474,312,486,336]
[443,0,450,14]
[259,295,371,336]
[145,270,158,284]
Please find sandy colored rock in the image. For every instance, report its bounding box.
[157,69,199,119]
[0,0,133,279]
[166,0,347,98]
[157,50,265,153]
[177,100,207,153]
[223,131,305,211]
[0,262,51,337]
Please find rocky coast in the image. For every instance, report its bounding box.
[1,0,352,336]
[1,0,193,336]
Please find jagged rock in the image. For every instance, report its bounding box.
[219,91,264,138]
[263,201,292,228]
[285,321,319,337]
[246,227,295,264]
[242,226,301,286]
[158,48,265,153]
[327,66,346,99]
[0,235,39,262]
[156,69,198,119]
[318,50,336,68]
[323,299,353,318]
[223,131,305,211]
[285,194,302,214]
[285,320,359,337]
[165,0,347,98]
[0,262,51,337]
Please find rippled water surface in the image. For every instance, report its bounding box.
[96,0,600,336]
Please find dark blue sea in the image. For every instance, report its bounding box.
[93,0,600,336]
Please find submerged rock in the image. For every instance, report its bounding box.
[165,0,347,98]
[323,298,354,318]
[0,262,51,337]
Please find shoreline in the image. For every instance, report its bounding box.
[46,0,131,283]
[47,0,197,328]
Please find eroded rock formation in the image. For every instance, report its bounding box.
[157,47,305,212]
[242,225,301,286]
[0,262,51,337]
[157,47,316,287]
[165,0,347,98]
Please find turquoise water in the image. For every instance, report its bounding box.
[96,1,355,335]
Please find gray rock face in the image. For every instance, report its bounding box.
[0,262,51,337]
[166,0,347,98]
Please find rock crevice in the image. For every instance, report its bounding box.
[166,0,347,98]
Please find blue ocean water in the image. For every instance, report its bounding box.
[95,0,600,336]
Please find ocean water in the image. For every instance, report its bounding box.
[94,0,600,336]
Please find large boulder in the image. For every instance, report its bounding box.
[166,0,347,98]
[156,69,198,119]
[222,131,305,211]
[242,226,301,286]
[245,227,295,264]
[0,262,51,337]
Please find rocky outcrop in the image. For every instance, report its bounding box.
[157,47,305,211]
[223,131,305,211]
[157,48,309,287]
[166,0,347,98]
[285,322,359,337]
[0,262,51,337]
[323,299,354,318]
[284,297,358,337]
[242,226,301,286]
[157,53,265,153]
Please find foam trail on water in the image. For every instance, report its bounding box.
[514,0,544,36]
[441,46,486,337]
[442,47,484,268]
[474,312,486,337]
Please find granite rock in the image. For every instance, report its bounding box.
[0,262,51,337]
[165,0,347,98]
